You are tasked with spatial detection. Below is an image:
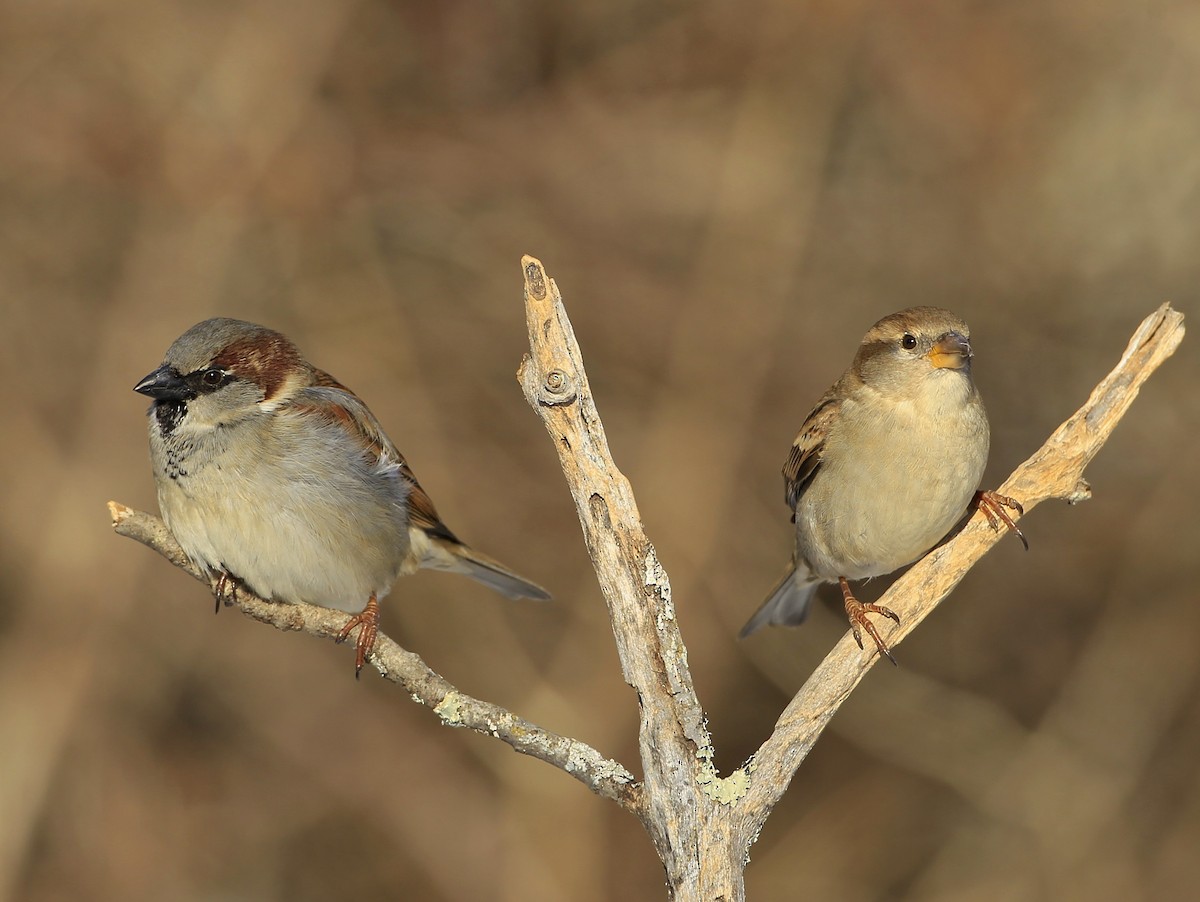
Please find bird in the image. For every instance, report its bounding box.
[134,317,550,676]
[740,306,1024,663]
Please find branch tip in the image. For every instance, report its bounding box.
[523,255,547,300]
[107,499,132,525]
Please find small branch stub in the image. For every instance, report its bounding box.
[545,369,567,393]
[541,368,576,405]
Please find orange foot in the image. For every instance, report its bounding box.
[336,594,380,679]
[840,577,900,666]
[975,490,1028,550]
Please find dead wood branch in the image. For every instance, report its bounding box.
[111,254,1183,901]
[107,500,642,814]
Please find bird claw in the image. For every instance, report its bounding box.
[212,571,241,614]
[975,490,1028,550]
[336,594,380,679]
[840,577,899,666]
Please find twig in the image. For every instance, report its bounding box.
[106,501,643,814]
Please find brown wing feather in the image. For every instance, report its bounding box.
[783,394,841,512]
[302,370,547,600]
[302,370,463,545]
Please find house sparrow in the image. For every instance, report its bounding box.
[135,317,550,676]
[740,307,1024,662]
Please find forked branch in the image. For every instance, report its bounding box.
[513,256,1183,892]
[110,256,1183,901]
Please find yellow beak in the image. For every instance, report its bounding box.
[926,331,972,369]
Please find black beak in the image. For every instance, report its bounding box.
[134,365,192,402]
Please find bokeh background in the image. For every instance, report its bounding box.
[2,1,1198,899]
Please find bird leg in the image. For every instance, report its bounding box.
[336,594,380,679]
[974,490,1028,550]
[212,570,242,614]
[840,577,900,666]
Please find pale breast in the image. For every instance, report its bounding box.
[152,412,411,612]
[794,378,988,581]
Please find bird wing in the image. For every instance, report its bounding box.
[302,369,463,545]
[782,392,842,513]
[292,369,548,601]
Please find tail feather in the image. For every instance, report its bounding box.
[445,547,552,600]
[414,529,551,600]
[739,564,820,638]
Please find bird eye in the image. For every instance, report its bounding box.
[900,333,917,350]
[202,368,224,386]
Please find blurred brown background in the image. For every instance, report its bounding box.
[2,1,1198,899]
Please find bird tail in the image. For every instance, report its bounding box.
[739,563,820,638]
[413,530,551,600]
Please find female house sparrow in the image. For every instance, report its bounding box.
[740,307,1023,662]
[135,318,550,676]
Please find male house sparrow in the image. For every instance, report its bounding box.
[135,318,550,675]
[740,307,1023,662]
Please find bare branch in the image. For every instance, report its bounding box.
[738,303,1185,837]
[110,260,1182,902]
[514,256,1181,897]
[107,501,643,814]
[517,256,752,894]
